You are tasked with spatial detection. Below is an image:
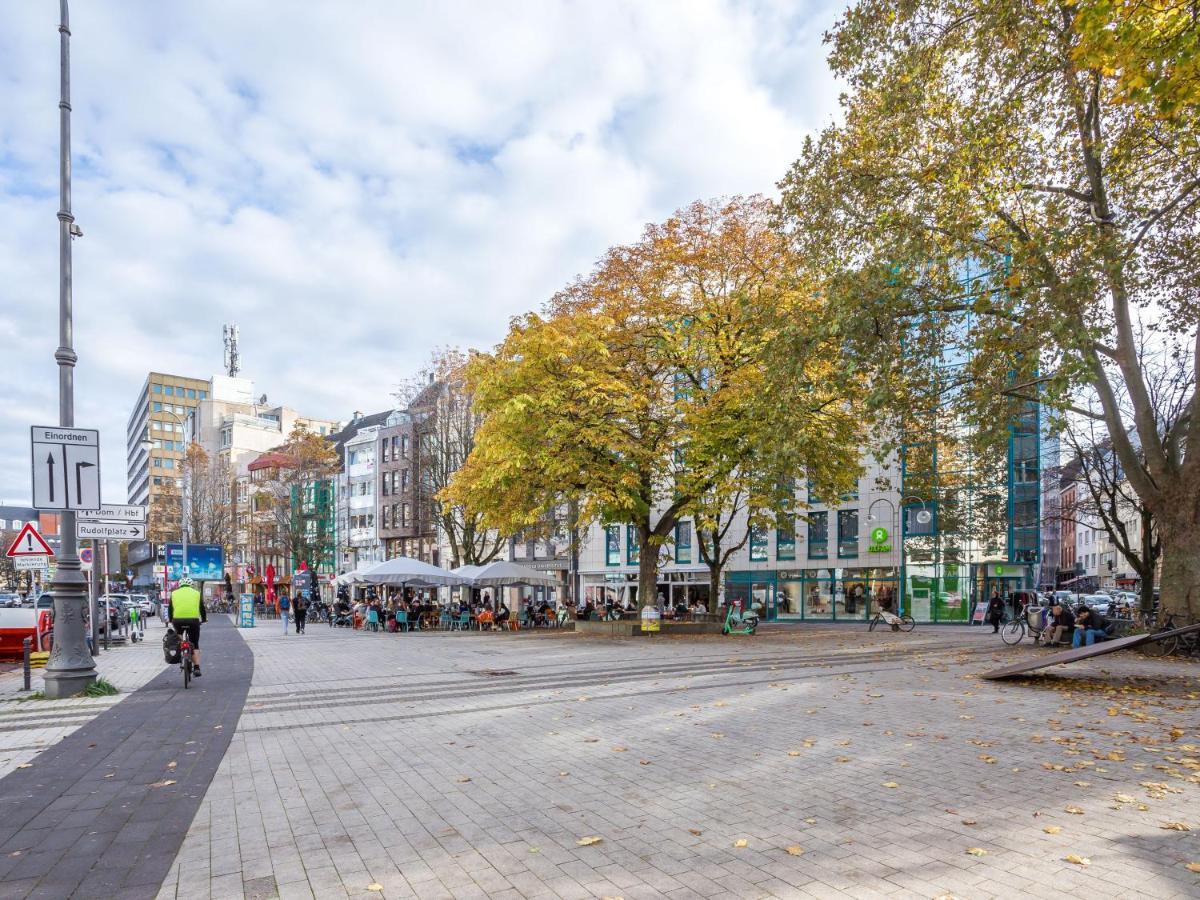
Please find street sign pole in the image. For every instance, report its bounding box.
[88,538,99,656]
[44,0,96,698]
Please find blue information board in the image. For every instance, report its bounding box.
[165,543,224,582]
[239,593,255,628]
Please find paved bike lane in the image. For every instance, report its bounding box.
[0,616,252,899]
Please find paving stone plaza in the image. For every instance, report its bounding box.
[0,619,1198,899]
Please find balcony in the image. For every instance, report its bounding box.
[348,494,374,511]
[348,461,375,479]
[349,527,374,544]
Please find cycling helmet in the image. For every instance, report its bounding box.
[178,575,194,587]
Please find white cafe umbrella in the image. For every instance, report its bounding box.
[335,562,374,586]
[357,556,471,587]
[467,560,559,588]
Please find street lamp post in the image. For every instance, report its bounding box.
[43,0,97,698]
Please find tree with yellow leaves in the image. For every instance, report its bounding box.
[446,196,863,607]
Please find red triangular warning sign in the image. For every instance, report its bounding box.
[5,522,55,558]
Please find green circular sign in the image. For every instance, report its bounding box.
[870,527,889,544]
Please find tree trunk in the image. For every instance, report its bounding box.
[1158,524,1200,621]
[708,563,721,614]
[637,524,659,609]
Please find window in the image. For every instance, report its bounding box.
[401,436,410,458]
[153,458,162,468]
[152,384,162,394]
[838,509,859,558]
[199,390,207,400]
[777,520,796,561]
[382,474,390,496]
[675,521,692,564]
[153,401,162,412]
[401,503,411,527]
[606,525,621,566]
[187,389,196,399]
[807,480,822,505]
[626,525,640,565]
[163,458,175,469]
[401,469,410,491]
[808,511,828,559]
[749,525,768,561]
[164,386,174,396]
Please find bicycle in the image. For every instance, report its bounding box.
[868,610,915,632]
[1141,615,1200,659]
[179,630,195,689]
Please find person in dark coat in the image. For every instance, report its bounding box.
[986,591,1005,634]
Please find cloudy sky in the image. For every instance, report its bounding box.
[0,0,845,505]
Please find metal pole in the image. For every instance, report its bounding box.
[22,638,32,691]
[88,538,99,655]
[44,0,96,698]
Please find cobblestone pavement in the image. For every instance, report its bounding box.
[0,618,173,778]
[151,623,1200,900]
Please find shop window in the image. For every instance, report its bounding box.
[838,509,859,558]
[776,520,796,561]
[675,521,692,565]
[626,525,640,566]
[808,511,828,559]
[749,524,768,561]
[606,525,621,566]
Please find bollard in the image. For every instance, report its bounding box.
[104,612,109,651]
[22,637,31,691]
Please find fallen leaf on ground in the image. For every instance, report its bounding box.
[1161,822,1191,831]
[166,761,177,769]
[965,847,987,856]
[576,836,603,846]
[688,829,702,836]
[1064,854,1090,867]
[711,733,724,739]
[457,776,471,783]
[1114,793,1135,803]
[804,818,817,825]
[639,760,651,766]
[785,846,804,856]
[611,747,628,752]
[883,782,899,789]
[1065,806,1085,815]
[1073,781,1092,788]
[558,772,569,776]
[367,884,383,892]
[979,755,998,764]
[1185,863,1200,873]
[787,751,802,757]
[961,819,977,826]
[1043,826,1062,834]
[149,780,176,788]
[16,764,31,769]
[836,756,851,763]
[733,839,748,848]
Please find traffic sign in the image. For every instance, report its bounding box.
[30,426,100,510]
[77,503,146,523]
[77,521,146,541]
[5,522,55,557]
[15,556,50,571]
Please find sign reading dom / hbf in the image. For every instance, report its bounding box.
[165,543,224,582]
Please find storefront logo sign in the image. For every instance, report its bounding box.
[868,527,891,553]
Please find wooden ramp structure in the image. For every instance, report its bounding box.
[982,621,1200,680]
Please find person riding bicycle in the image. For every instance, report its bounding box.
[168,576,208,677]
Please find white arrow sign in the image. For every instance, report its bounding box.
[77,503,146,523]
[30,426,100,511]
[77,521,146,541]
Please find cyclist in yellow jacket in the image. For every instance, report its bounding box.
[168,576,208,677]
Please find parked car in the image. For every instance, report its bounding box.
[130,593,156,615]
[1079,593,1111,615]
[0,593,23,608]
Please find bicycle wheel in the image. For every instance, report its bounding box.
[1001,620,1025,645]
[868,616,879,632]
[899,614,916,632]
[1142,631,1177,657]
[183,658,191,690]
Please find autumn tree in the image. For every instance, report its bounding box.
[255,426,341,573]
[148,479,182,545]
[182,443,236,555]
[778,0,1200,618]
[448,196,862,607]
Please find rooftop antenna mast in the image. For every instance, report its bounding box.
[222,323,241,377]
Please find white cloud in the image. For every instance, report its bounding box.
[0,0,846,504]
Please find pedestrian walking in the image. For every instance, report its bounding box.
[279,590,291,634]
[294,591,308,634]
[986,590,1005,634]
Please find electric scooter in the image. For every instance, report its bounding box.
[723,600,759,635]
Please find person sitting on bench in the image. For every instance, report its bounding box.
[1072,605,1111,648]
[1043,604,1074,647]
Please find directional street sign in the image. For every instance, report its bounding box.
[77,521,146,541]
[15,556,50,571]
[30,426,100,510]
[77,503,146,523]
[5,522,55,557]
